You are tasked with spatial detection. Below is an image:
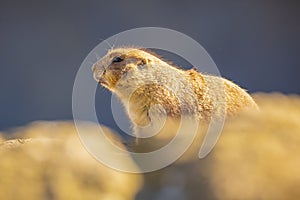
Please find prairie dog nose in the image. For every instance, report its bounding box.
[92,64,106,81]
[93,72,102,82]
[91,64,96,72]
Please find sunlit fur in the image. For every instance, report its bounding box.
[92,47,258,131]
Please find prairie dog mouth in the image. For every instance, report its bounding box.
[95,76,108,85]
[93,72,108,85]
[97,77,108,85]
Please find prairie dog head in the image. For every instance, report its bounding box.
[92,47,174,93]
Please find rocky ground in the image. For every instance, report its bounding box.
[1,93,300,200]
[0,122,142,200]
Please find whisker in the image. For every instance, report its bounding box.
[98,37,113,49]
[112,35,119,50]
[94,52,100,60]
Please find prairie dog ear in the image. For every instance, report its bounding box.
[137,58,147,69]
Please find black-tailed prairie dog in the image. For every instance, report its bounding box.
[92,47,258,137]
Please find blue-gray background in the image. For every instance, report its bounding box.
[1,0,299,130]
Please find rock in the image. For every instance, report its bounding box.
[0,121,143,200]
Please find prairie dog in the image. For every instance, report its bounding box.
[92,47,258,137]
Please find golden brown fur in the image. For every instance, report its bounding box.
[92,47,258,136]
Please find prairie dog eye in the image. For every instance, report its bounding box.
[112,56,123,63]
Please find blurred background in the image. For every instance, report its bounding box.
[0,0,299,130]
